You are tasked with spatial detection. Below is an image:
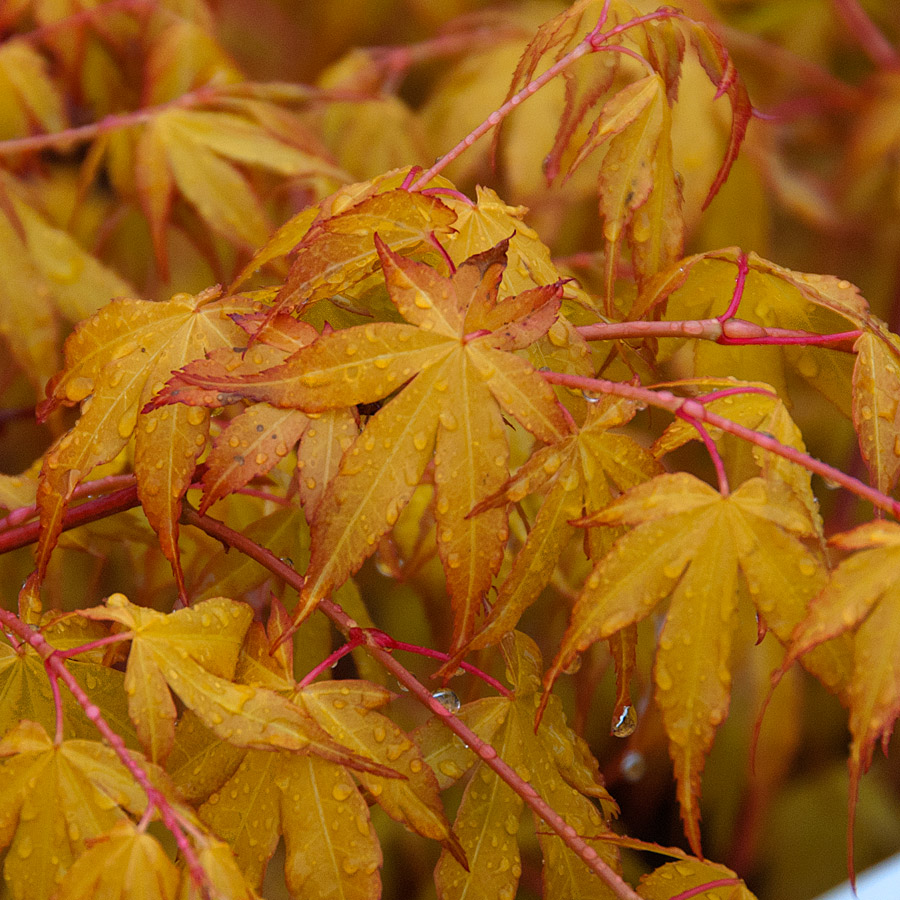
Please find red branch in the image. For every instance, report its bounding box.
[0,482,141,555]
[0,608,209,896]
[180,507,642,900]
[539,371,900,519]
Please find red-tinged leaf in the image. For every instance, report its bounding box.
[852,330,900,495]
[787,523,900,848]
[30,288,253,601]
[441,186,599,312]
[266,188,457,319]
[638,858,754,899]
[171,241,568,648]
[589,75,667,306]
[684,20,753,210]
[199,404,309,515]
[548,475,826,854]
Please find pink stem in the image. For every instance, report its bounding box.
[575,317,860,352]
[718,322,861,347]
[180,507,641,900]
[716,253,749,321]
[0,483,141,555]
[670,878,742,900]
[55,632,135,659]
[0,85,223,156]
[0,474,136,530]
[677,411,730,495]
[0,608,208,894]
[382,636,512,697]
[409,13,611,191]
[539,370,900,519]
[296,638,362,688]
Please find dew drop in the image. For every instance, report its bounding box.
[439,760,463,778]
[117,407,138,439]
[439,410,458,431]
[547,321,568,348]
[414,295,433,309]
[611,704,637,738]
[187,407,206,426]
[581,390,600,404]
[16,835,33,859]
[431,688,461,713]
[413,431,428,451]
[332,783,353,802]
[373,725,386,743]
[561,654,582,675]
[65,376,94,403]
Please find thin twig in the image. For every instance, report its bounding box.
[180,507,642,900]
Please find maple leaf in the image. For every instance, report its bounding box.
[786,521,900,865]
[106,101,346,277]
[0,172,133,393]
[175,602,460,895]
[418,633,619,900]
[232,180,457,326]
[78,594,390,776]
[0,39,66,140]
[53,820,181,900]
[497,0,750,311]
[651,377,823,531]
[0,720,164,900]
[464,396,661,654]
[27,286,256,606]
[852,328,900,496]
[639,249,866,412]
[0,617,136,748]
[637,858,755,899]
[163,238,569,651]
[440,185,600,313]
[545,474,829,854]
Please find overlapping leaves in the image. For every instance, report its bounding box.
[78,594,391,777]
[417,633,619,900]
[545,474,830,853]
[164,237,569,652]
[172,601,460,897]
[27,286,257,608]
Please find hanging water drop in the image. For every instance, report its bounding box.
[611,704,637,738]
[431,688,461,713]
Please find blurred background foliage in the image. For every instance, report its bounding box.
[1,2,900,898]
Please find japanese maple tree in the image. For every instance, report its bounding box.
[1,1,900,899]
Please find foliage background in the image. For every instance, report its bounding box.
[1,1,900,899]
